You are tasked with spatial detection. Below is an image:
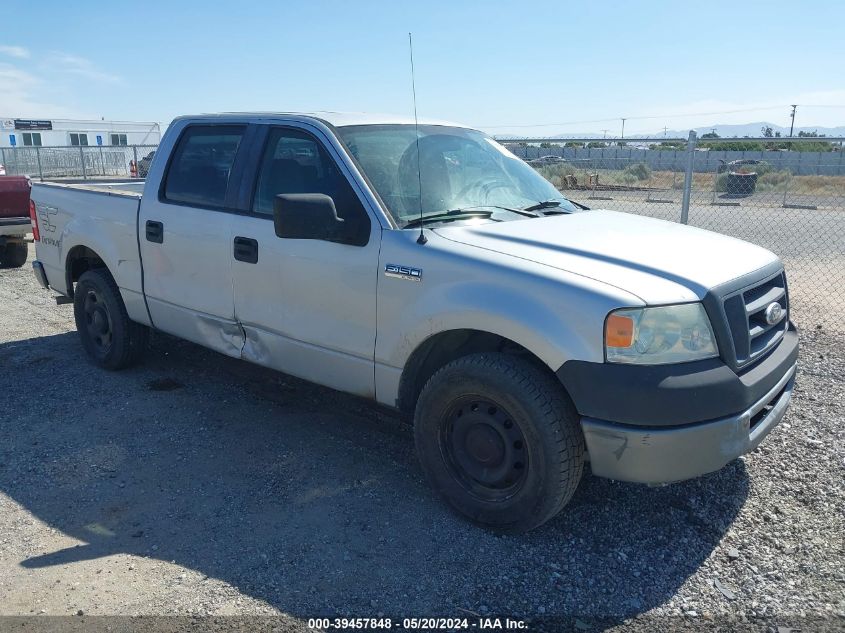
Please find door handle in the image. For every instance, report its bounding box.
[145,220,163,243]
[233,236,258,264]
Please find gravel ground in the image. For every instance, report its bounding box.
[1,243,843,632]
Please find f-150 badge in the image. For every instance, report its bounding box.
[384,264,422,282]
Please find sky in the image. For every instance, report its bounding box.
[1,0,843,137]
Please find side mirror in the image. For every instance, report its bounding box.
[273,193,345,241]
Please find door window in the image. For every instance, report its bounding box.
[252,127,370,245]
[163,125,245,208]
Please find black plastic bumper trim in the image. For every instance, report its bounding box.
[557,325,798,427]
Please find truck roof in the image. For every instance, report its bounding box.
[172,111,473,130]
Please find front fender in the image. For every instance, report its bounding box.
[373,230,643,408]
[382,280,600,372]
[376,231,641,372]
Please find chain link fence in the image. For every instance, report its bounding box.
[0,144,158,180]
[2,137,842,330]
[509,134,845,331]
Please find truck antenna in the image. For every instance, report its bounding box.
[409,32,427,245]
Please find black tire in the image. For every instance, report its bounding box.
[73,268,148,370]
[414,353,584,533]
[0,242,28,268]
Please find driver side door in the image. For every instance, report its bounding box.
[230,124,381,398]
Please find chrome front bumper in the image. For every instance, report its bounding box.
[581,363,796,485]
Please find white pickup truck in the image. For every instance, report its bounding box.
[31,113,798,532]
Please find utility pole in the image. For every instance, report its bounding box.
[621,118,626,139]
[663,126,668,138]
[601,129,609,139]
[789,105,797,137]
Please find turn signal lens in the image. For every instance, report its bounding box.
[605,314,634,348]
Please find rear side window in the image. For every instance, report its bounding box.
[164,125,245,208]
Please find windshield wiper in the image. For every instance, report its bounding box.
[402,205,543,229]
[403,209,493,229]
[458,205,540,218]
[522,200,565,213]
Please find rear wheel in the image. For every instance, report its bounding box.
[414,353,584,533]
[0,241,28,268]
[73,268,148,369]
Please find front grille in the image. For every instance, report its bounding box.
[722,271,789,368]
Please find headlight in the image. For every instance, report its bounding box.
[605,303,718,365]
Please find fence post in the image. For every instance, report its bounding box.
[79,146,87,180]
[781,170,793,208]
[99,145,106,176]
[680,130,697,224]
[132,145,138,178]
[35,146,44,181]
[0,147,5,172]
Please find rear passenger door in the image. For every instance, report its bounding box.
[230,124,381,397]
[139,123,246,357]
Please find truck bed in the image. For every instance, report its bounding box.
[39,179,146,196]
[30,181,148,324]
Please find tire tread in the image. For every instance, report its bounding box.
[415,352,584,532]
[74,268,147,370]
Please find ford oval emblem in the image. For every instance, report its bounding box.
[764,302,783,326]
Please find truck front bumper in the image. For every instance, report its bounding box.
[558,325,799,485]
[580,363,795,484]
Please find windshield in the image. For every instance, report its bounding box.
[336,124,579,227]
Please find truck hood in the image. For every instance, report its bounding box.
[433,210,779,304]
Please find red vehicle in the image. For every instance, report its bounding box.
[0,175,32,268]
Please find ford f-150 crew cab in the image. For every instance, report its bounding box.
[31,113,798,532]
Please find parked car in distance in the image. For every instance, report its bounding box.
[718,159,770,174]
[0,175,32,268]
[528,155,568,166]
[30,112,797,532]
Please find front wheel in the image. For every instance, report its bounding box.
[73,268,148,370]
[414,353,584,533]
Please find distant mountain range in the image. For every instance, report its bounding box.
[658,122,845,139]
[494,122,845,140]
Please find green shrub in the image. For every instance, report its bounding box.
[652,142,685,151]
[702,140,765,151]
[537,163,577,179]
[755,170,792,191]
[622,162,651,181]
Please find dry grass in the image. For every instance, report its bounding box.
[535,163,845,197]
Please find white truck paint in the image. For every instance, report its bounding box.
[30,113,798,532]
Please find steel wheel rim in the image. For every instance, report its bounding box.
[439,397,528,502]
[83,288,113,354]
